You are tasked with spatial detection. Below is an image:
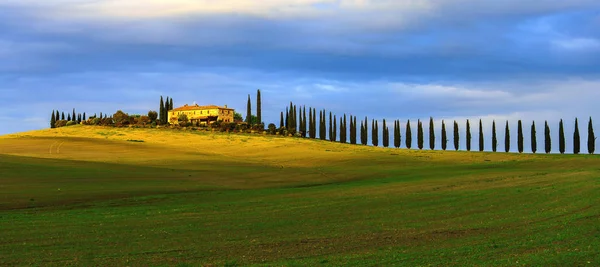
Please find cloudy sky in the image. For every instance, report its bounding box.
[1,0,599,152]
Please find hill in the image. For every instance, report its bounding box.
[1,125,599,266]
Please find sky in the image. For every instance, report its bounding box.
[1,0,599,152]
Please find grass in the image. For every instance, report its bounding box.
[0,125,599,266]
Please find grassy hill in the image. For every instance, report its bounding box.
[1,125,599,266]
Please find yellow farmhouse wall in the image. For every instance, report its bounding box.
[167,105,235,125]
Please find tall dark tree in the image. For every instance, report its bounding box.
[394,120,401,148]
[588,117,595,154]
[361,117,368,145]
[417,119,424,150]
[72,109,76,122]
[319,110,324,140]
[67,114,71,121]
[531,121,537,154]
[285,108,289,129]
[382,119,389,148]
[406,120,412,149]
[559,119,565,154]
[312,108,317,139]
[256,89,262,125]
[160,96,165,124]
[56,111,60,122]
[505,121,510,153]
[518,120,524,153]
[62,112,65,121]
[574,118,580,155]
[280,111,284,128]
[165,97,170,124]
[50,111,56,128]
[466,120,472,152]
[99,112,102,120]
[341,114,347,143]
[492,121,497,152]
[371,120,379,146]
[302,106,307,137]
[350,116,357,145]
[429,117,435,150]
[441,120,447,151]
[293,105,298,132]
[169,98,173,111]
[329,112,333,141]
[333,115,337,142]
[77,114,82,124]
[308,108,313,138]
[246,94,252,124]
[545,121,552,154]
[83,112,86,121]
[453,121,459,151]
[478,119,484,152]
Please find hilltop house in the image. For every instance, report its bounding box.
[168,104,235,125]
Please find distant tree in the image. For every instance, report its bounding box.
[312,108,318,139]
[99,112,102,120]
[394,120,401,148]
[417,119,424,150]
[466,120,471,152]
[148,111,158,122]
[382,119,389,148]
[372,119,379,147]
[545,121,552,154]
[77,114,82,123]
[56,111,60,123]
[429,117,435,150]
[159,96,164,124]
[341,114,347,143]
[559,119,565,154]
[256,89,262,125]
[518,120,524,153]
[246,94,252,124]
[280,111,284,128]
[349,116,355,144]
[406,120,412,149]
[169,98,173,111]
[492,121,497,152]
[453,120,459,151]
[441,120,447,151]
[234,112,243,122]
[531,121,537,154]
[574,118,580,154]
[61,112,65,121]
[505,121,510,153]
[165,97,170,124]
[72,109,76,122]
[113,110,130,125]
[478,119,484,152]
[285,107,289,129]
[178,113,189,124]
[50,111,56,128]
[67,114,71,121]
[329,112,333,141]
[588,117,595,154]
[302,106,307,138]
[83,112,86,121]
[361,117,368,145]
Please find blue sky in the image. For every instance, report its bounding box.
[1,1,599,152]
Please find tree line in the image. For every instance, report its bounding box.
[274,104,597,155]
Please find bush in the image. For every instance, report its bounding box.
[277,127,287,136]
[220,122,236,132]
[138,115,151,126]
[268,123,277,135]
[113,110,130,125]
[66,121,77,126]
[55,120,67,128]
[92,118,101,125]
[148,111,158,122]
[178,114,189,124]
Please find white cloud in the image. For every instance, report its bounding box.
[552,38,600,51]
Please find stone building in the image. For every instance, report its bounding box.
[168,104,235,125]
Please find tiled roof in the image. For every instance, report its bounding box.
[171,104,234,111]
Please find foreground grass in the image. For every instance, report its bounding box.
[1,126,599,266]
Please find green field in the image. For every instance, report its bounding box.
[1,126,599,266]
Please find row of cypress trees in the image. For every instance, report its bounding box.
[49,109,88,128]
[159,96,174,125]
[246,89,262,125]
[276,104,597,155]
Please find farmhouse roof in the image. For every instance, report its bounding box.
[171,104,234,111]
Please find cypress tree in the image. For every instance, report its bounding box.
[312,108,317,139]
[159,96,164,124]
[170,98,173,111]
[429,117,435,150]
[518,120,524,153]
[293,105,298,132]
[341,114,347,143]
[466,120,471,151]
[246,95,251,124]
[62,112,65,121]
[319,110,323,140]
[280,111,284,128]
[67,114,71,121]
[302,106,307,137]
[329,112,333,141]
[372,120,379,147]
[333,115,337,142]
[492,121,497,152]
[574,118,580,154]
[394,120,401,148]
[559,119,565,154]
[478,119,484,152]
[99,112,102,120]
[417,119,424,150]
[453,121,459,151]
[77,114,82,124]
[588,117,595,154]
[56,111,60,122]
[505,121,510,153]
[308,109,312,138]
[83,112,86,121]
[50,111,56,128]
[72,109,76,122]
[285,108,289,129]
[545,121,551,154]
[406,120,412,149]
[256,89,262,125]
[383,119,389,148]
[354,116,358,145]
[441,120,447,151]
[349,116,354,144]
[531,121,537,154]
[165,97,170,124]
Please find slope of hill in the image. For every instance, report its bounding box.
[1,126,599,266]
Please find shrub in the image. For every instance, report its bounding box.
[55,120,67,128]
[220,122,236,132]
[92,118,101,125]
[113,110,130,125]
[178,114,189,124]
[66,121,77,126]
[268,123,277,135]
[138,115,151,126]
[151,121,157,127]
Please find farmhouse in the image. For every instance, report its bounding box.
[168,104,235,125]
